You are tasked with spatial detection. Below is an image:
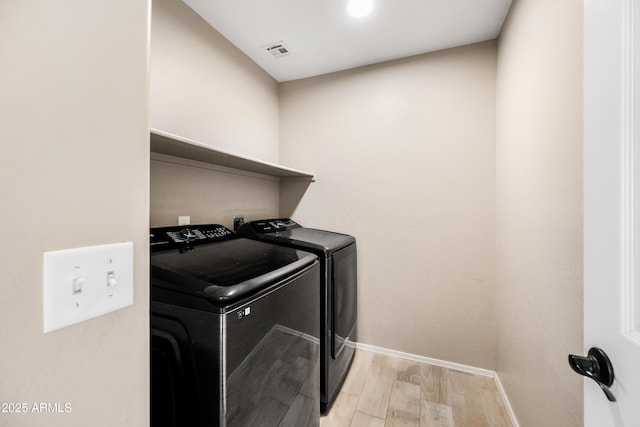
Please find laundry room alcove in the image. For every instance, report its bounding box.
[150,129,315,228]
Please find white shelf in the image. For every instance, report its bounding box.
[150,129,315,181]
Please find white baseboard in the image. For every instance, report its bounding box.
[355,342,495,377]
[354,342,520,427]
[493,373,520,427]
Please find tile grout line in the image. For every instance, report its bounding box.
[381,365,398,423]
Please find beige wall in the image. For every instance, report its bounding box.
[495,0,583,425]
[0,1,150,426]
[150,0,282,228]
[151,0,280,163]
[280,42,497,369]
[150,154,279,228]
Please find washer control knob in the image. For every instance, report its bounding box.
[180,228,197,241]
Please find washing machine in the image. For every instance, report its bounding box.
[238,218,357,414]
[150,224,320,427]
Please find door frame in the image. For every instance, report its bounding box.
[584,0,640,424]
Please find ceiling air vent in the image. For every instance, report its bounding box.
[263,41,291,59]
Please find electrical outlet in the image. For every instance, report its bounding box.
[178,216,190,226]
[233,216,245,231]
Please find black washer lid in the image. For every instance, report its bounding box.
[151,238,317,304]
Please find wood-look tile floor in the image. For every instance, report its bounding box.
[320,349,512,427]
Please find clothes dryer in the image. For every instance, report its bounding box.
[238,219,357,414]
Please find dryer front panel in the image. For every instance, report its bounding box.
[330,243,357,359]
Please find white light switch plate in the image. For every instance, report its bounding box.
[43,242,134,333]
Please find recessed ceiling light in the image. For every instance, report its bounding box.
[346,0,375,18]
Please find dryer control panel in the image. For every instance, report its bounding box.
[150,224,235,252]
[248,218,300,234]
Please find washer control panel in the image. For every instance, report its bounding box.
[150,224,235,252]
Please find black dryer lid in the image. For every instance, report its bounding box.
[262,228,355,254]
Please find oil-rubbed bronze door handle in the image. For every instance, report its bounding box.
[568,347,616,402]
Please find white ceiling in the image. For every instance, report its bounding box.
[183,0,513,82]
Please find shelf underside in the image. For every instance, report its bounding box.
[150,129,315,181]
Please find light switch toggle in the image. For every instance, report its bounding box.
[72,277,85,295]
[106,271,117,287]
